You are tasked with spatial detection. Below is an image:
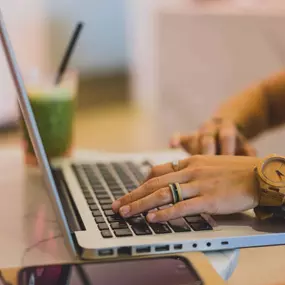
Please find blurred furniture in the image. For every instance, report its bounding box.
[127,0,285,155]
[0,147,238,280]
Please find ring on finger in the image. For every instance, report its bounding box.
[171,160,180,172]
[169,183,183,204]
[175,182,183,202]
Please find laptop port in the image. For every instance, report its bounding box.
[136,246,151,254]
[118,247,132,256]
[98,249,114,256]
[174,244,183,250]
[221,241,229,245]
[192,243,197,248]
[155,245,170,252]
[206,242,211,247]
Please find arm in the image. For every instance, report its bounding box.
[213,71,285,139]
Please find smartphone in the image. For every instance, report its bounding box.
[18,256,204,285]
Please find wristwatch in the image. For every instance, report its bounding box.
[254,154,285,219]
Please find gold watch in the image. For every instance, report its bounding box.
[254,154,285,219]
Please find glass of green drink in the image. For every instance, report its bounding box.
[21,70,78,165]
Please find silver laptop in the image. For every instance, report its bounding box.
[1,12,285,261]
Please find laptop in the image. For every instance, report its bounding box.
[1,12,285,261]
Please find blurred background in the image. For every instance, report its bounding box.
[2,0,285,155]
[1,1,285,283]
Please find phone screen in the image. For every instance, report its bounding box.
[18,257,203,285]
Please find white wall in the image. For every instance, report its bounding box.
[45,0,128,75]
[0,0,128,124]
[125,0,182,109]
[0,0,49,125]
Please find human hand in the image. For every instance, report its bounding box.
[112,155,261,223]
[170,118,256,156]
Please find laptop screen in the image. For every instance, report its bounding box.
[0,11,75,254]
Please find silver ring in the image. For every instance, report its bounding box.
[172,160,180,172]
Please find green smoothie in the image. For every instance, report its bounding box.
[22,87,75,162]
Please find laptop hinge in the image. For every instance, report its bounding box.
[52,168,86,233]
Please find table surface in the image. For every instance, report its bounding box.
[0,147,238,280]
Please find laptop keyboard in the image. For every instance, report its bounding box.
[68,162,213,238]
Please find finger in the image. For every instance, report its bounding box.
[119,182,200,218]
[218,122,236,155]
[112,169,191,212]
[180,134,193,154]
[236,133,257,156]
[241,142,257,156]
[146,196,208,223]
[199,122,217,155]
[147,159,189,179]
[190,133,200,155]
[200,134,216,155]
[119,186,172,218]
[169,132,182,148]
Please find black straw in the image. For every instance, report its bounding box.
[55,22,84,85]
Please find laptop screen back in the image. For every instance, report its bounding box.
[0,11,76,254]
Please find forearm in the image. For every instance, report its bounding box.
[212,71,285,139]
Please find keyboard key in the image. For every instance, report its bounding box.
[101,230,112,238]
[109,186,123,191]
[101,204,113,210]
[92,210,102,217]
[110,190,125,195]
[114,229,133,237]
[110,222,128,230]
[95,193,110,199]
[95,217,105,223]
[91,183,104,188]
[190,222,212,231]
[113,194,123,199]
[84,193,93,199]
[112,187,125,194]
[150,223,171,234]
[132,224,152,236]
[86,198,95,205]
[185,216,205,223]
[125,183,137,188]
[91,184,105,190]
[98,223,109,230]
[99,198,113,205]
[107,182,120,187]
[127,216,146,225]
[89,204,99,211]
[126,162,145,182]
[168,219,191,232]
[107,215,124,222]
[93,189,107,194]
[104,210,115,216]
[126,185,136,191]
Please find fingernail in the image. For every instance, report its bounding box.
[120,205,130,217]
[112,200,121,210]
[147,213,156,222]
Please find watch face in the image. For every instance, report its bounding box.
[262,156,285,185]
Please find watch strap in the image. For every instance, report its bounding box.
[254,205,285,220]
[258,188,285,207]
